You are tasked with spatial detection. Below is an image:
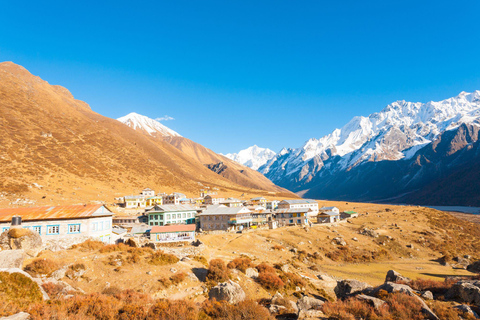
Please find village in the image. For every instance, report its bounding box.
[0,187,358,249]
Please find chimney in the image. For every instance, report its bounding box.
[11,215,22,228]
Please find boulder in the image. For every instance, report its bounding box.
[0,250,25,269]
[268,304,286,314]
[297,309,326,319]
[359,228,379,238]
[0,268,49,300]
[335,279,372,298]
[331,237,346,246]
[421,290,434,300]
[126,238,140,248]
[192,239,203,247]
[446,280,480,306]
[297,295,324,311]
[51,265,69,280]
[0,228,42,257]
[453,304,479,319]
[385,270,411,283]
[467,261,480,273]
[271,292,285,305]
[245,267,259,279]
[0,312,31,320]
[208,280,246,304]
[356,294,386,309]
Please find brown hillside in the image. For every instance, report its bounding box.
[165,136,288,192]
[0,62,295,206]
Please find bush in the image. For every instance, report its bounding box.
[70,239,105,251]
[0,271,43,317]
[256,263,276,274]
[99,243,130,253]
[171,272,186,284]
[279,272,306,290]
[207,259,230,283]
[146,299,198,320]
[257,271,284,291]
[400,278,456,295]
[227,257,253,273]
[201,299,273,320]
[193,255,208,266]
[272,245,285,250]
[41,282,65,299]
[148,251,179,266]
[24,258,59,277]
[385,292,424,320]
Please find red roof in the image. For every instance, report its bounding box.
[0,204,111,222]
[150,224,196,233]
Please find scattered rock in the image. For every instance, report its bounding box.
[297,309,326,319]
[0,250,25,269]
[66,264,86,280]
[281,264,290,273]
[146,271,152,275]
[356,294,386,309]
[245,267,258,279]
[126,238,140,248]
[208,280,246,304]
[421,290,433,300]
[192,239,203,247]
[385,270,411,283]
[359,228,379,238]
[352,237,358,241]
[453,304,479,319]
[297,295,324,311]
[467,261,480,273]
[335,279,373,298]
[51,265,69,280]
[0,312,31,320]
[331,237,346,246]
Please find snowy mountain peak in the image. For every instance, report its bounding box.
[117,112,181,137]
[224,145,276,170]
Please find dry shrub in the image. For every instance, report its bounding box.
[193,255,208,266]
[429,300,473,320]
[257,271,284,291]
[100,243,130,253]
[171,272,186,284]
[8,227,29,238]
[384,292,424,320]
[102,286,123,296]
[399,278,456,295]
[41,282,65,299]
[146,299,198,320]
[256,262,276,274]
[71,239,105,251]
[202,299,273,320]
[207,259,230,283]
[148,251,179,266]
[322,298,378,320]
[272,244,285,250]
[158,277,173,288]
[279,272,306,290]
[24,258,59,277]
[227,257,253,273]
[326,246,390,263]
[0,271,43,317]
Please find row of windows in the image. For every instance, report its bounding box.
[150,212,194,221]
[3,224,80,235]
[92,221,111,231]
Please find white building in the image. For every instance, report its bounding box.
[198,205,252,231]
[0,204,114,244]
[277,200,319,217]
[266,200,280,210]
[141,188,155,197]
[150,224,196,243]
[204,195,224,206]
[123,195,147,209]
[275,208,312,226]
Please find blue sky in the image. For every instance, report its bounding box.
[1,1,479,154]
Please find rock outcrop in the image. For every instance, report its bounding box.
[0,312,31,320]
[208,280,246,304]
[385,270,410,283]
[0,228,42,257]
[446,280,480,306]
[0,249,25,269]
[0,268,49,300]
[334,279,372,298]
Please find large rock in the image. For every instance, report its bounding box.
[0,312,31,320]
[446,280,480,306]
[453,304,479,319]
[334,279,372,298]
[0,250,25,269]
[385,270,410,283]
[296,295,325,311]
[356,294,386,309]
[208,280,246,304]
[331,237,346,246]
[467,261,480,273]
[0,228,42,257]
[297,309,326,319]
[0,268,49,300]
[245,267,259,279]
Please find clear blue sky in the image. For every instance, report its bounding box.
[1,1,479,154]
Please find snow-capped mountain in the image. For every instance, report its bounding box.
[117,112,181,137]
[260,91,480,204]
[224,145,276,170]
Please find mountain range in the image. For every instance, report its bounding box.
[0,62,294,206]
[223,145,276,170]
[228,91,480,206]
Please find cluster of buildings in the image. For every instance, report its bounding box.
[0,188,358,247]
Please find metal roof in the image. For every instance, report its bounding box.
[276,208,311,214]
[320,206,338,210]
[318,211,340,216]
[149,204,196,213]
[150,224,196,233]
[280,199,318,204]
[0,204,112,222]
[251,197,266,201]
[199,204,251,216]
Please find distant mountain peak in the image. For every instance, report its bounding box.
[117,112,181,137]
[224,145,276,170]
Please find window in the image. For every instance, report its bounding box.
[2,227,9,232]
[289,219,293,224]
[33,226,41,234]
[99,221,104,231]
[68,224,81,234]
[182,213,186,218]
[166,214,171,219]
[47,225,60,235]
[297,219,301,224]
